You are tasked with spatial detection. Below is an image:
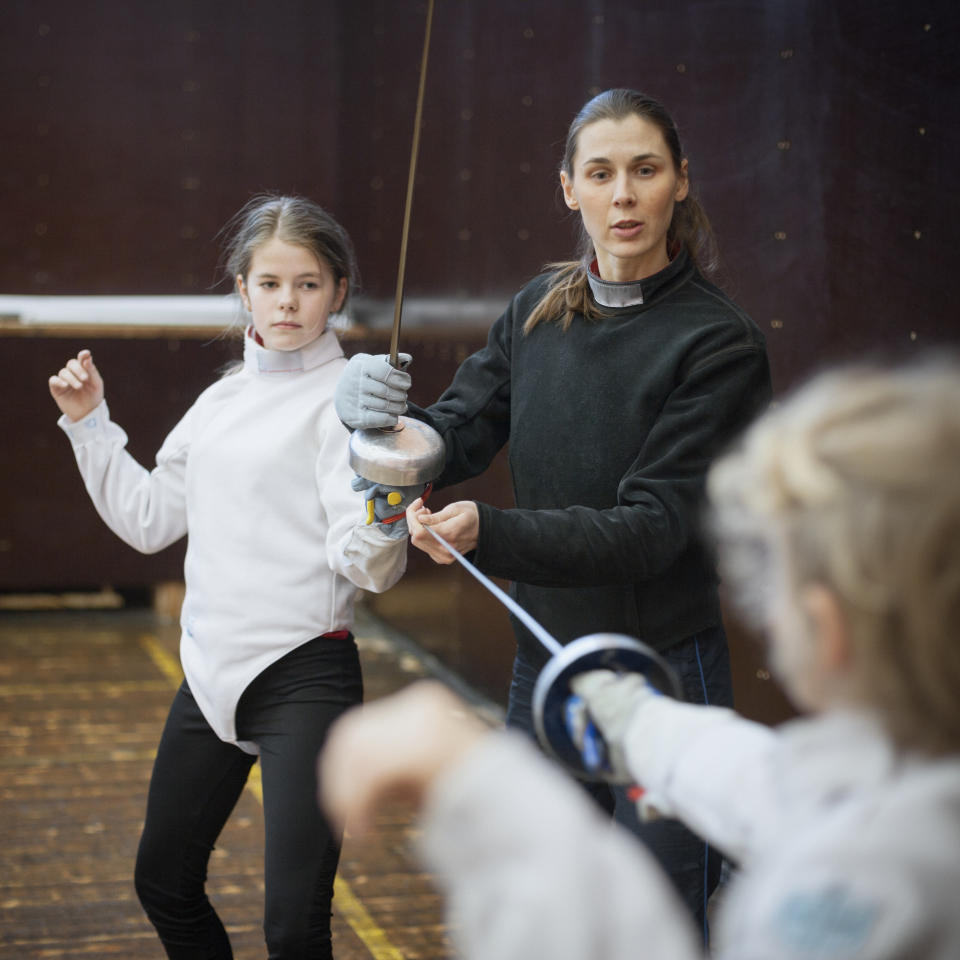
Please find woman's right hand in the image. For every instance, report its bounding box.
[48,349,105,422]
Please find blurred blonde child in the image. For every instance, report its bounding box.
[321,360,960,960]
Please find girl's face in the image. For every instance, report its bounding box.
[561,114,689,283]
[237,236,347,352]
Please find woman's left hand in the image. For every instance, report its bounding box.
[407,499,479,563]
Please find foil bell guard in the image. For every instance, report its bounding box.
[348,415,445,487]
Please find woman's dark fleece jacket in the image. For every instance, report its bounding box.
[408,250,771,668]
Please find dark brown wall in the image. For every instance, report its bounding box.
[3,1,958,373]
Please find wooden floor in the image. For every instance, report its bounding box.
[0,602,502,959]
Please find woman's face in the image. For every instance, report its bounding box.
[561,114,688,283]
[236,236,346,351]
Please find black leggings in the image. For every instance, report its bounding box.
[134,635,363,960]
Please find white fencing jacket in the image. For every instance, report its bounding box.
[59,328,406,747]
[420,705,960,960]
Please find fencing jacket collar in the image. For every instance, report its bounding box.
[586,252,689,309]
[244,325,342,374]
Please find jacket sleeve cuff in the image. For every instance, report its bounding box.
[472,499,496,569]
[57,400,119,447]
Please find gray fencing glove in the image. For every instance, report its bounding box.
[351,474,429,539]
[569,669,673,821]
[335,353,412,429]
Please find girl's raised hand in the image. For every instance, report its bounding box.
[48,349,105,422]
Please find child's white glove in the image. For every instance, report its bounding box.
[569,669,674,821]
[335,353,412,429]
[352,475,427,539]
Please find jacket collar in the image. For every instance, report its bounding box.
[586,248,691,308]
[242,326,344,374]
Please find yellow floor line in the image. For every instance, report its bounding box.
[331,879,407,960]
[139,635,183,688]
[138,634,406,960]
